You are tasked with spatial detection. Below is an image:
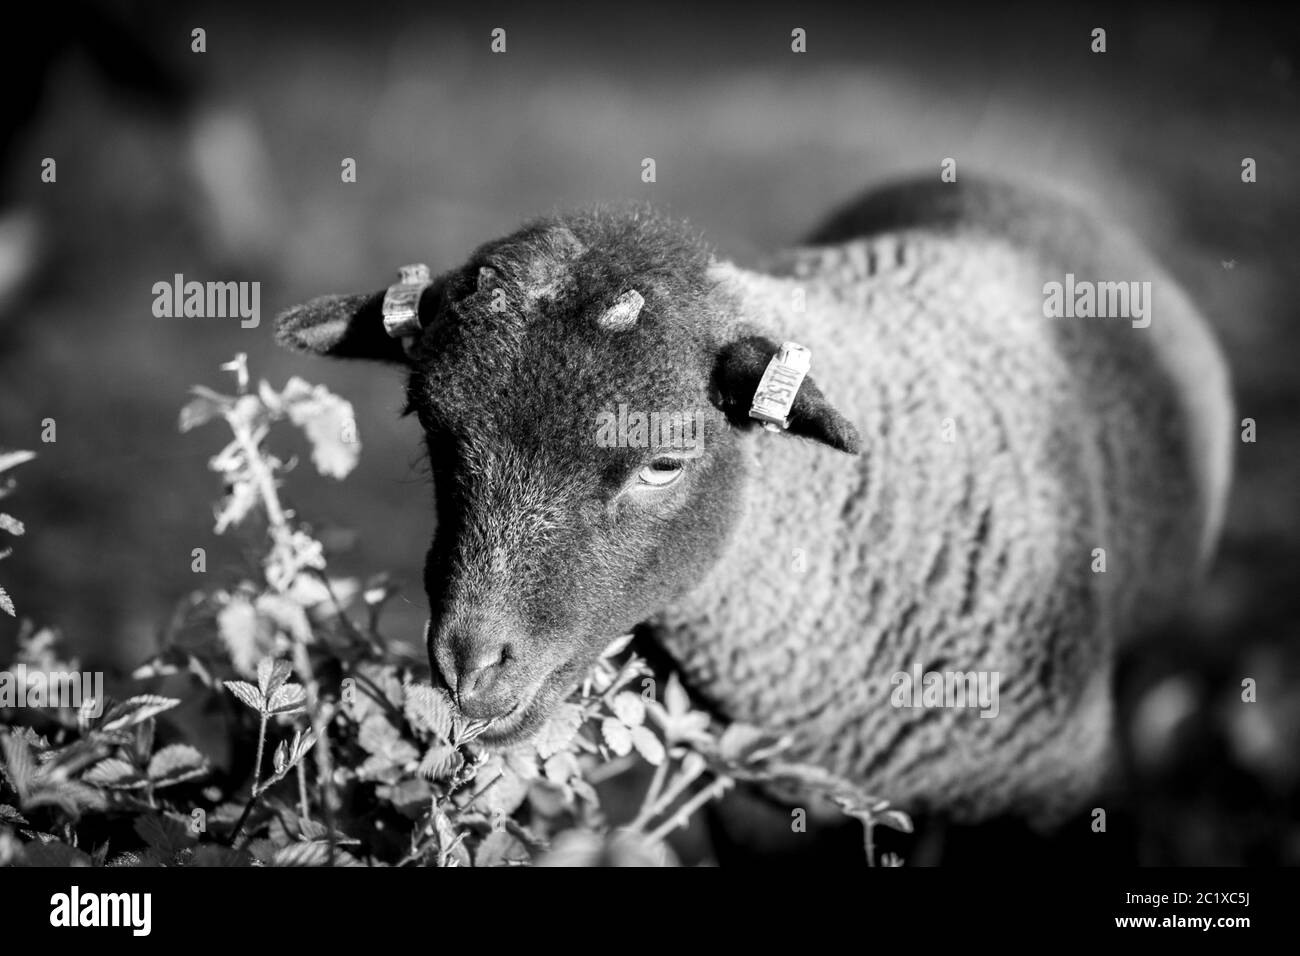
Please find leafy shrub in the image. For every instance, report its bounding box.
[0,356,905,866]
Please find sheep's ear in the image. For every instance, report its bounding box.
[712,335,861,454]
[275,287,438,364]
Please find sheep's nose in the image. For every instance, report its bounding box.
[432,635,513,719]
[456,649,508,713]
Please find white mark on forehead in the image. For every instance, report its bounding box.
[597,289,645,330]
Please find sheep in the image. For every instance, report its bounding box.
[274,175,1233,827]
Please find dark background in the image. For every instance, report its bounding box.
[0,0,1297,864]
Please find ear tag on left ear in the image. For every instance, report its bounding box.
[748,341,812,433]
[382,263,432,353]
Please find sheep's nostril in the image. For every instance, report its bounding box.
[454,646,512,717]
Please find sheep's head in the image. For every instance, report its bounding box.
[275,209,859,745]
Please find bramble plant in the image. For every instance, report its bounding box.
[0,355,904,866]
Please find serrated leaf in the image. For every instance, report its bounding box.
[100,695,181,732]
[629,725,666,766]
[417,744,462,781]
[266,683,307,716]
[0,804,27,826]
[475,829,529,868]
[404,683,455,741]
[147,744,209,788]
[535,703,584,760]
[469,755,530,818]
[0,586,13,617]
[601,717,633,756]
[19,840,93,867]
[271,841,331,867]
[25,781,107,816]
[257,658,292,698]
[610,692,646,728]
[134,813,198,855]
[223,680,263,713]
[280,378,361,479]
[2,735,35,799]
[83,758,148,790]
[290,729,317,765]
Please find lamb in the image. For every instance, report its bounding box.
[274,175,1233,826]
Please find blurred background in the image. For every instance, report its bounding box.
[0,0,1296,864]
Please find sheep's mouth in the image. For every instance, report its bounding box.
[474,659,581,747]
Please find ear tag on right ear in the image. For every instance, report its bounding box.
[748,342,812,433]
[382,263,432,351]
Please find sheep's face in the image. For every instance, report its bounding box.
[275,211,858,745]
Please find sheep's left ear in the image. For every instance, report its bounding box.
[275,285,442,364]
[712,335,861,454]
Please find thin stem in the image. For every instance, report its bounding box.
[628,758,672,830]
[292,637,338,866]
[646,777,732,843]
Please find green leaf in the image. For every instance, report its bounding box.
[217,596,262,676]
[535,703,584,760]
[0,804,27,826]
[417,744,462,781]
[134,813,198,855]
[601,717,633,757]
[0,585,12,617]
[0,513,23,535]
[147,744,209,788]
[1,734,35,799]
[265,683,307,716]
[0,451,36,481]
[475,829,529,867]
[280,378,361,479]
[469,756,530,818]
[99,695,181,733]
[178,387,232,433]
[19,840,93,867]
[629,726,665,766]
[404,683,455,741]
[610,692,646,728]
[83,758,148,790]
[257,658,293,698]
[224,680,263,713]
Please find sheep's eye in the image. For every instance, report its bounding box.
[636,457,685,488]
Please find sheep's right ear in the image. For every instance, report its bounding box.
[275,287,440,364]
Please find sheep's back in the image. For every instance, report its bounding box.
[667,179,1231,819]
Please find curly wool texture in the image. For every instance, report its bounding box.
[656,180,1233,822]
